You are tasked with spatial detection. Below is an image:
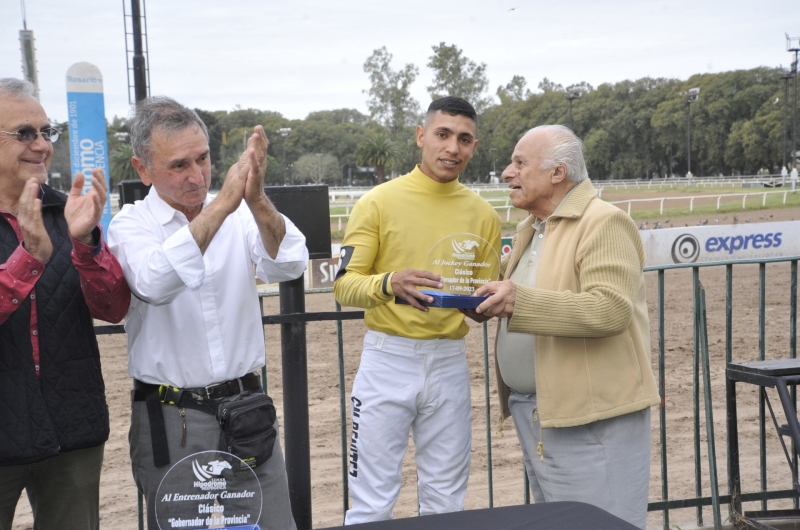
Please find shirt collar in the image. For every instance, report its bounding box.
[549,179,596,219]
[514,179,596,233]
[145,186,213,225]
[409,164,463,195]
[529,184,579,227]
[546,183,580,221]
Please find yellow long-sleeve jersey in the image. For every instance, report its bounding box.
[334,165,501,340]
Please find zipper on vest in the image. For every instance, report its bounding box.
[178,408,187,447]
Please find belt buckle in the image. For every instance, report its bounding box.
[204,382,221,400]
[158,385,181,405]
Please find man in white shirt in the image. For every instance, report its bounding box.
[108,97,308,530]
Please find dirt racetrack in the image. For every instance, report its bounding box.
[9,204,800,530]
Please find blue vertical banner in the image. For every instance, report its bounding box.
[66,62,112,233]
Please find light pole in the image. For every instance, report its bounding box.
[277,127,291,185]
[782,70,794,174]
[565,90,582,130]
[685,87,700,179]
[316,153,322,184]
[788,34,800,174]
[489,147,497,182]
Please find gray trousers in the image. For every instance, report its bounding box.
[508,392,651,529]
[130,396,296,530]
[0,444,104,530]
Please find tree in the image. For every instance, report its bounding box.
[217,127,253,184]
[305,108,368,126]
[496,75,531,105]
[427,42,491,112]
[293,153,340,184]
[363,47,421,136]
[194,109,223,177]
[109,143,138,189]
[355,134,401,183]
[537,77,564,93]
[583,129,613,178]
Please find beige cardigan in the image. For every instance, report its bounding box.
[495,179,660,428]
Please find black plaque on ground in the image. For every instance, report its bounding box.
[264,185,331,260]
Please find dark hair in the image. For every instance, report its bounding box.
[425,96,477,125]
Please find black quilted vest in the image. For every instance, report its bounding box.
[0,185,109,465]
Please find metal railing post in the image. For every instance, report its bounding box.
[279,276,312,530]
[692,267,704,526]
[261,295,268,393]
[725,264,734,520]
[335,301,350,516]
[698,283,722,528]
[759,263,767,511]
[792,261,799,509]
[658,270,670,529]
[482,321,494,507]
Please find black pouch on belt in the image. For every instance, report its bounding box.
[217,392,277,470]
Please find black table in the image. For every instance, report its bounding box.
[319,502,637,530]
[727,359,800,529]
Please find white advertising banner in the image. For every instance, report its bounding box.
[640,220,800,267]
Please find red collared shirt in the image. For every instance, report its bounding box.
[0,212,131,376]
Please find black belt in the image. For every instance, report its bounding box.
[132,373,262,468]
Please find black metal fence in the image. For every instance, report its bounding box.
[95,255,799,530]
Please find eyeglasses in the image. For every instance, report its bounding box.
[0,126,61,144]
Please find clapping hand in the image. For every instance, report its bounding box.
[243,125,269,206]
[18,178,53,262]
[65,169,107,245]
[217,125,270,214]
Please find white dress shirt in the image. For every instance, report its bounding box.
[108,188,308,388]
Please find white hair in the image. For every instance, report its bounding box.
[526,124,588,183]
[0,78,38,99]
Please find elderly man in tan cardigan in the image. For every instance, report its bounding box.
[467,125,659,529]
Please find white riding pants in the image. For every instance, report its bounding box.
[344,330,472,524]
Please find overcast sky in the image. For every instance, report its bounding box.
[2,0,798,124]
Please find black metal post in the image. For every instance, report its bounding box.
[282,141,287,186]
[565,91,581,132]
[686,100,692,176]
[793,52,799,172]
[568,99,574,130]
[130,0,147,103]
[279,276,312,530]
[727,374,743,519]
[784,74,792,170]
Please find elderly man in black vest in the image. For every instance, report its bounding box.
[0,78,130,530]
